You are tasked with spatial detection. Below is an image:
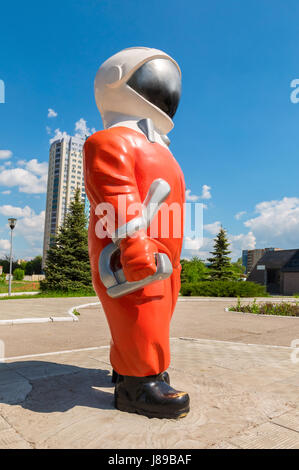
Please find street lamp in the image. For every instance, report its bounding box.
[8,218,17,296]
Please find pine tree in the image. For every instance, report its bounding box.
[207,227,234,280]
[41,188,93,293]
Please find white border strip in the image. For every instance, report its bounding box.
[2,345,109,362]
[67,301,101,320]
[0,301,101,325]
[0,291,39,298]
[178,336,298,350]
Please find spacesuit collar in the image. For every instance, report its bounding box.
[104,112,170,148]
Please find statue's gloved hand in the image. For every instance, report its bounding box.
[119,229,157,282]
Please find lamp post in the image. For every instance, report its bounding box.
[8,218,17,296]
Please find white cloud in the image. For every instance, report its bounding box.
[244,197,299,248]
[15,210,45,246]
[0,239,10,256]
[185,184,212,202]
[185,189,199,202]
[0,158,48,194]
[182,214,256,261]
[228,231,256,260]
[1,190,11,195]
[48,108,58,118]
[49,129,70,144]
[183,236,203,251]
[182,236,214,260]
[204,221,221,235]
[46,126,51,135]
[0,150,12,160]
[0,205,34,218]
[235,211,246,220]
[0,205,45,249]
[49,118,96,144]
[200,184,212,199]
[182,195,299,262]
[74,118,96,139]
[25,159,48,176]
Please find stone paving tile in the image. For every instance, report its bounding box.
[0,338,298,448]
[230,422,299,449]
[0,428,32,449]
[0,380,32,405]
[209,441,241,449]
[0,370,27,386]
[271,411,299,432]
[170,338,290,374]
[276,373,299,387]
[0,415,10,432]
[0,297,99,321]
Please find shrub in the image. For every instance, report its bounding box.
[180,280,267,297]
[0,273,6,285]
[13,268,25,281]
[229,300,299,316]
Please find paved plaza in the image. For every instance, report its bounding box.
[0,297,299,449]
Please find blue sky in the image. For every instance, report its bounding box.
[0,0,299,260]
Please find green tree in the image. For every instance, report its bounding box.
[0,256,18,274]
[19,261,27,271]
[207,227,234,280]
[41,188,92,292]
[13,268,25,280]
[25,255,42,275]
[231,257,246,280]
[181,257,209,283]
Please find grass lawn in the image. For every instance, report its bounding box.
[0,280,40,294]
[0,289,97,300]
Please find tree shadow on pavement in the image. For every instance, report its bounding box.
[0,360,116,413]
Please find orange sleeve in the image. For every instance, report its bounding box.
[83,129,142,231]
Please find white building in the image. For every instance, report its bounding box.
[42,135,87,265]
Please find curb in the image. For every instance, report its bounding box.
[0,301,101,326]
[0,291,39,298]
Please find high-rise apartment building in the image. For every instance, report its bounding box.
[42,135,87,265]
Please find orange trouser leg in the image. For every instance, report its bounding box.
[93,266,181,377]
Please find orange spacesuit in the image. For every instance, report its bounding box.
[83,125,185,377]
[84,46,189,419]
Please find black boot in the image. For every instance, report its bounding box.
[114,373,190,419]
[111,369,119,384]
[112,369,170,385]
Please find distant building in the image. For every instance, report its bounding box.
[42,135,87,266]
[247,249,299,295]
[242,248,280,274]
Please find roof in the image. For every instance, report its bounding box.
[282,250,299,272]
[247,249,299,282]
[257,249,298,269]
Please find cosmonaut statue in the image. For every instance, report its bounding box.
[83,47,189,419]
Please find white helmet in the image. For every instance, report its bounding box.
[94,47,181,135]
